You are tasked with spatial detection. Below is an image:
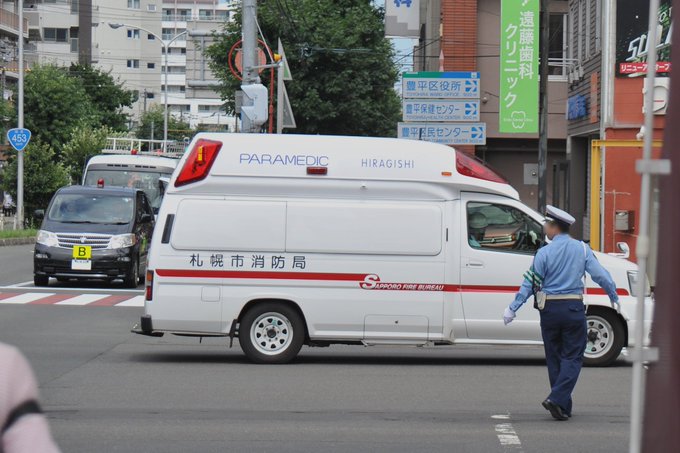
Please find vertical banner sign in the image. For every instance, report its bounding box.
[385,0,420,38]
[499,0,539,133]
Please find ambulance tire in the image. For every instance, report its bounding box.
[239,302,305,364]
[583,309,625,367]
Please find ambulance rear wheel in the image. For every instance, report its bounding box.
[583,309,625,367]
[240,303,305,364]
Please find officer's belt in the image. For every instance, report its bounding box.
[545,294,583,301]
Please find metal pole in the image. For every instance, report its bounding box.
[276,56,284,134]
[163,42,168,151]
[629,0,660,451]
[241,0,258,133]
[17,0,24,229]
[537,0,549,213]
[150,120,155,144]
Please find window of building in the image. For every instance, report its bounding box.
[147,63,155,69]
[548,14,567,79]
[127,59,140,69]
[148,4,157,12]
[146,92,155,99]
[216,11,229,20]
[595,0,602,53]
[43,28,69,43]
[128,0,140,9]
[127,29,140,39]
[178,9,190,19]
[147,33,155,40]
[162,8,173,19]
[199,10,214,20]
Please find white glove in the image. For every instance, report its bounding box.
[503,307,516,325]
[611,300,621,313]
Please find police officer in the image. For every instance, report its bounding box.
[502,206,620,421]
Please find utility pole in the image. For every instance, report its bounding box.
[240,0,267,133]
[537,0,549,214]
[16,0,24,228]
[143,88,148,113]
[150,120,155,145]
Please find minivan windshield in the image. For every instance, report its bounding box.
[84,170,166,211]
[47,194,134,224]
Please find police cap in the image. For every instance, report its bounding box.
[545,205,576,229]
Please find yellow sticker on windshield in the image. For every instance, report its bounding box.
[72,245,92,260]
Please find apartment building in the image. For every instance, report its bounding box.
[0,1,29,99]
[161,0,232,129]
[414,0,569,213]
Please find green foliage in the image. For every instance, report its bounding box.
[137,105,195,142]
[206,0,401,137]
[24,65,96,153]
[1,140,70,216]
[0,99,15,139]
[62,126,111,183]
[68,64,136,131]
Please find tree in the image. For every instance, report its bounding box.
[24,65,96,153]
[1,140,70,220]
[206,0,401,137]
[137,105,194,142]
[62,126,110,183]
[68,64,136,131]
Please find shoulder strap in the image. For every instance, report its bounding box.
[1,400,43,435]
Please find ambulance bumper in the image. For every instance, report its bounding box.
[131,315,164,337]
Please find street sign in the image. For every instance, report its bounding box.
[281,81,296,129]
[397,122,487,145]
[7,128,31,151]
[278,38,292,81]
[403,99,480,122]
[402,72,480,99]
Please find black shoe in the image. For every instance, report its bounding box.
[542,399,569,421]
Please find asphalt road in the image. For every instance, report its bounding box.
[0,244,633,452]
[0,308,631,453]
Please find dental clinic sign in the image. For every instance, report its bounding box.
[499,0,539,133]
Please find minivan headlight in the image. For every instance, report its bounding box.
[36,230,59,247]
[627,271,651,297]
[108,234,137,249]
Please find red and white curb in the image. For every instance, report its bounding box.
[0,292,144,307]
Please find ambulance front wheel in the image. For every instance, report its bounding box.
[239,302,305,364]
[583,309,625,367]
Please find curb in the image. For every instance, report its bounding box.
[0,237,36,247]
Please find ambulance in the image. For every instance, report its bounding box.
[133,133,653,366]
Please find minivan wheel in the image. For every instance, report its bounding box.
[34,274,49,287]
[583,309,625,367]
[124,259,139,289]
[239,302,305,364]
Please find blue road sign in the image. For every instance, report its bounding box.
[7,128,31,151]
[403,99,480,122]
[397,122,487,145]
[402,72,480,99]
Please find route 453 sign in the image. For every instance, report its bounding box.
[7,128,31,151]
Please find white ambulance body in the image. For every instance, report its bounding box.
[135,133,653,366]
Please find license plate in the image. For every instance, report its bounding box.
[72,245,92,260]
[71,259,92,270]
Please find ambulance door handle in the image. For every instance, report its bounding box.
[466,259,484,269]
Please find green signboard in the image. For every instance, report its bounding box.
[499,0,539,133]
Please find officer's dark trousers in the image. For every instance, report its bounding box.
[539,300,587,415]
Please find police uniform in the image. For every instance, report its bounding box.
[504,206,620,420]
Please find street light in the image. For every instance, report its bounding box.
[108,23,187,151]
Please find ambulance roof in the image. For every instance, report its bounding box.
[86,154,178,171]
[175,133,519,199]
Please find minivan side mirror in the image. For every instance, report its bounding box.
[140,213,153,224]
[34,209,45,220]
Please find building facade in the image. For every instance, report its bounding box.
[415,0,569,212]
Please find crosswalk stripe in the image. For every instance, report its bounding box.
[29,294,75,305]
[1,292,56,304]
[55,294,110,306]
[88,295,132,307]
[114,295,145,307]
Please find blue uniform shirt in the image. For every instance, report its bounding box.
[510,234,619,312]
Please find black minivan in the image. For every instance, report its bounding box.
[34,185,155,288]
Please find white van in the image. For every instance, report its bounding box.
[83,154,178,214]
[134,133,653,366]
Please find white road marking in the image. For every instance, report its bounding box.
[492,414,523,452]
[0,286,143,294]
[55,294,110,306]
[115,295,145,307]
[7,281,34,288]
[0,292,55,304]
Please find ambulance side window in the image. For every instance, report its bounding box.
[466,202,543,254]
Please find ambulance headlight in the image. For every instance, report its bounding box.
[627,271,651,298]
[108,234,137,249]
[36,230,59,247]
